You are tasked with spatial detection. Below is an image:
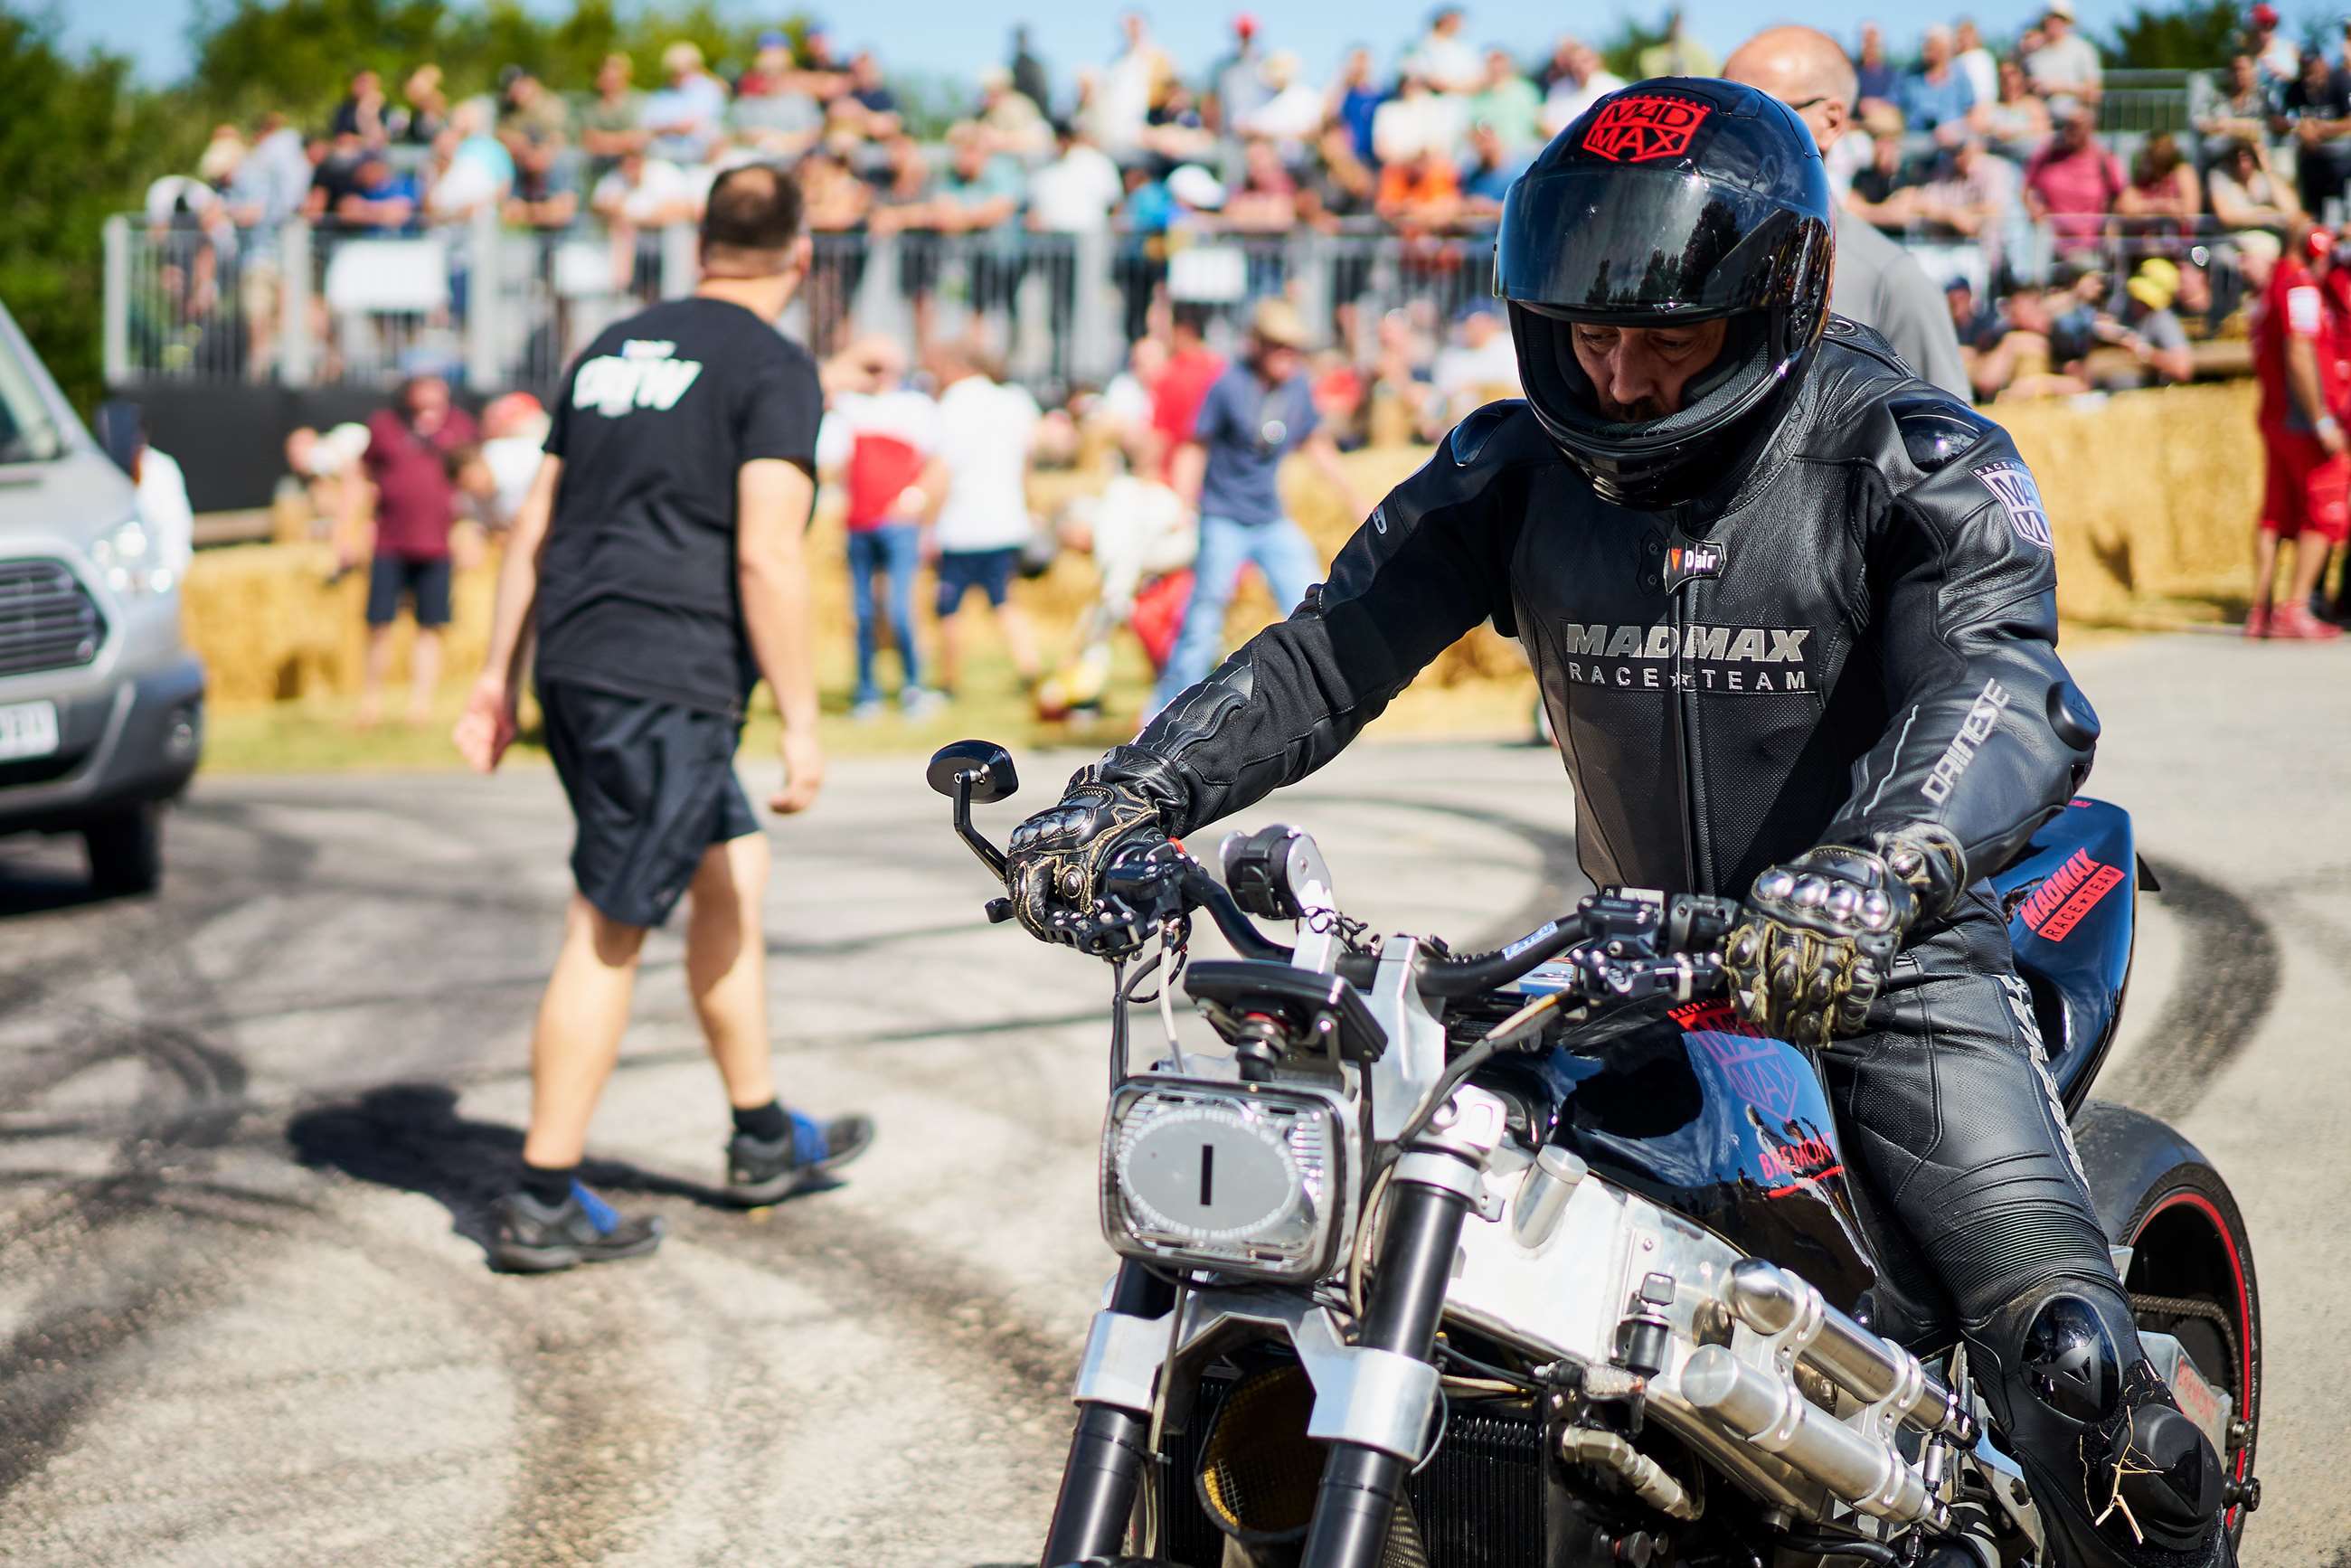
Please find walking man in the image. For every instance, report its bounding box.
[454,164,873,1272]
[1151,298,1364,714]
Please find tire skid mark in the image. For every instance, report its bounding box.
[0,799,318,1508]
[2099,855,2281,1123]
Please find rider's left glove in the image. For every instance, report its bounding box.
[1006,777,1173,949]
[1725,845,1918,1046]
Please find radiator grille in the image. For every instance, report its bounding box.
[0,559,104,679]
[1159,1376,1548,1568]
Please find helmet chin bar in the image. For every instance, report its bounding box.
[1511,302,1801,509]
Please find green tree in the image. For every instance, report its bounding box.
[1599,16,1675,82]
[2105,0,2243,68]
[0,11,202,414]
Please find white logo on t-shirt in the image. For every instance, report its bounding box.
[572,338,705,417]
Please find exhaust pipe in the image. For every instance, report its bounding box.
[1723,1259,1975,1443]
[1681,1345,1952,1530]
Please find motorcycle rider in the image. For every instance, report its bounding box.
[1004,80,2232,1568]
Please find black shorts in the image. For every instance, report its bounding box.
[366,555,453,628]
[934,546,1021,614]
[538,679,760,929]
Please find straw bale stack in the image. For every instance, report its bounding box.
[180,383,2269,713]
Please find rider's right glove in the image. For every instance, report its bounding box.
[1005,773,1176,949]
[1724,845,1920,1047]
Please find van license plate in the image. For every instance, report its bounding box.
[0,701,61,762]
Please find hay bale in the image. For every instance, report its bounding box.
[1992,382,2260,624]
[186,384,2261,713]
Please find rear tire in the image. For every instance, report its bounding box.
[2118,1160,2261,1547]
[83,802,163,896]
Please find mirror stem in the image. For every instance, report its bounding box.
[953,770,1009,882]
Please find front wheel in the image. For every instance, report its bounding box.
[83,802,164,896]
[2120,1159,2261,1547]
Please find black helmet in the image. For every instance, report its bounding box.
[1495,78,1834,507]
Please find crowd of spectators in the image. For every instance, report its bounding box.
[131,5,2347,414]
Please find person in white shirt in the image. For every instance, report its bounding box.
[95,403,195,588]
[1027,121,1124,232]
[1038,467,1197,719]
[927,342,1043,695]
[1092,11,1171,158]
[1539,41,1627,137]
[1430,303,1522,422]
[1952,19,1999,107]
[2248,3,2300,87]
[1407,5,1484,95]
[2025,0,2103,103]
[1373,71,1468,164]
[476,392,552,528]
[1242,51,1328,150]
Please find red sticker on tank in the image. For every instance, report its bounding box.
[1581,95,1713,163]
[2018,848,2125,942]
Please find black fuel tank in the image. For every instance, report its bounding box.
[1483,1000,1879,1310]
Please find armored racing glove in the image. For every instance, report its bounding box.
[1005,777,1174,950]
[1726,845,1919,1046]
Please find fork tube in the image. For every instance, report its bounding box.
[1302,1162,1475,1568]
[1038,1262,1175,1567]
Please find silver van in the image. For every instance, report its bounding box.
[0,300,203,893]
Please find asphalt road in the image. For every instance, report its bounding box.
[0,632,2346,1568]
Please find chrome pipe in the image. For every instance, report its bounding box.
[1681,1345,1951,1531]
[1725,1258,1970,1440]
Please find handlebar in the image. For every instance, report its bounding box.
[928,742,1737,1003]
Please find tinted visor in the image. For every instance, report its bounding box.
[1497,166,1810,321]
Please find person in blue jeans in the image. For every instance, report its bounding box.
[847,521,932,713]
[1154,298,1365,714]
[815,339,948,719]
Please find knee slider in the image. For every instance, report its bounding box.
[2020,1291,2120,1424]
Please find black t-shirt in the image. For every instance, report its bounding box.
[536,297,821,718]
[2284,68,2351,121]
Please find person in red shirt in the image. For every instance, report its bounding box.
[354,374,480,723]
[2248,226,2348,638]
[1149,303,1226,489]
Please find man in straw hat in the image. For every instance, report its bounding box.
[1151,298,1364,713]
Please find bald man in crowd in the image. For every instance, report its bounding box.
[1724,26,1972,398]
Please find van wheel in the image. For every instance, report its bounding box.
[84,803,163,895]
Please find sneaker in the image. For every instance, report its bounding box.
[2243,604,2270,639]
[725,1110,875,1206]
[849,695,888,723]
[900,686,948,719]
[490,1183,665,1273]
[2271,603,2344,640]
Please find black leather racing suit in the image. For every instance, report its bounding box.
[1082,323,2206,1563]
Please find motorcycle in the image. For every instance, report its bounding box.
[925,741,2261,1568]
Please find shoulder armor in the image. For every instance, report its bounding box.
[1448,398,1538,468]
[1887,389,1997,472]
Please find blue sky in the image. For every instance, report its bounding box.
[52,0,2306,87]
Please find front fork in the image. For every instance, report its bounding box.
[1035,1144,1480,1568]
[1038,1261,1176,1568]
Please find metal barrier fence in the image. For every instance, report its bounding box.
[102,201,2261,401]
[102,215,1517,397]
